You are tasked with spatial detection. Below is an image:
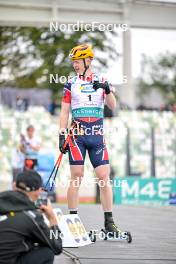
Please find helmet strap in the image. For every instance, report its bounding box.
[81,58,89,77]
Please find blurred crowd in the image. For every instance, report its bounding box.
[14,97,176,116]
[136,104,176,112]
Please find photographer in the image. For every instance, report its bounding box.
[0,170,62,264]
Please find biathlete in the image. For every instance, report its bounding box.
[59,44,120,237]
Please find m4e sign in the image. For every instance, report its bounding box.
[114,177,176,205]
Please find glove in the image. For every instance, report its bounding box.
[59,133,68,154]
[93,81,111,95]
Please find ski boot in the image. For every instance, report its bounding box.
[101,217,132,243]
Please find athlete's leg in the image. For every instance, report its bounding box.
[67,165,84,212]
[94,164,112,212]
[67,133,86,213]
[88,139,120,235]
[95,164,120,235]
[87,135,112,211]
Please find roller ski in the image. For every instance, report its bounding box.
[101,217,132,243]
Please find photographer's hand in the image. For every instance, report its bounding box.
[40,201,58,227]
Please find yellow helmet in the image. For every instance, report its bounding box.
[69,44,94,61]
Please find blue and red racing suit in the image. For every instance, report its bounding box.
[62,74,110,168]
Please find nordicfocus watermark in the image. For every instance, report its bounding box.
[59,125,118,138]
[49,73,128,85]
[48,177,127,189]
[49,73,106,84]
[50,229,128,240]
[50,21,128,32]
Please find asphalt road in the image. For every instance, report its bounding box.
[54,204,176,264]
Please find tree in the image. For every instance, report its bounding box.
[0,27,118,98]
[138,52,176,104]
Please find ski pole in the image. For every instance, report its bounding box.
[44,121,79,191]
[44,134,71,191]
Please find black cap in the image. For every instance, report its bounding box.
[16,170,43,192]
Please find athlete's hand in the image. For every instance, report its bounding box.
[93,81,111,95]
[59,133,68,154]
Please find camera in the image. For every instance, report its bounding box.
[35,192,48,209]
